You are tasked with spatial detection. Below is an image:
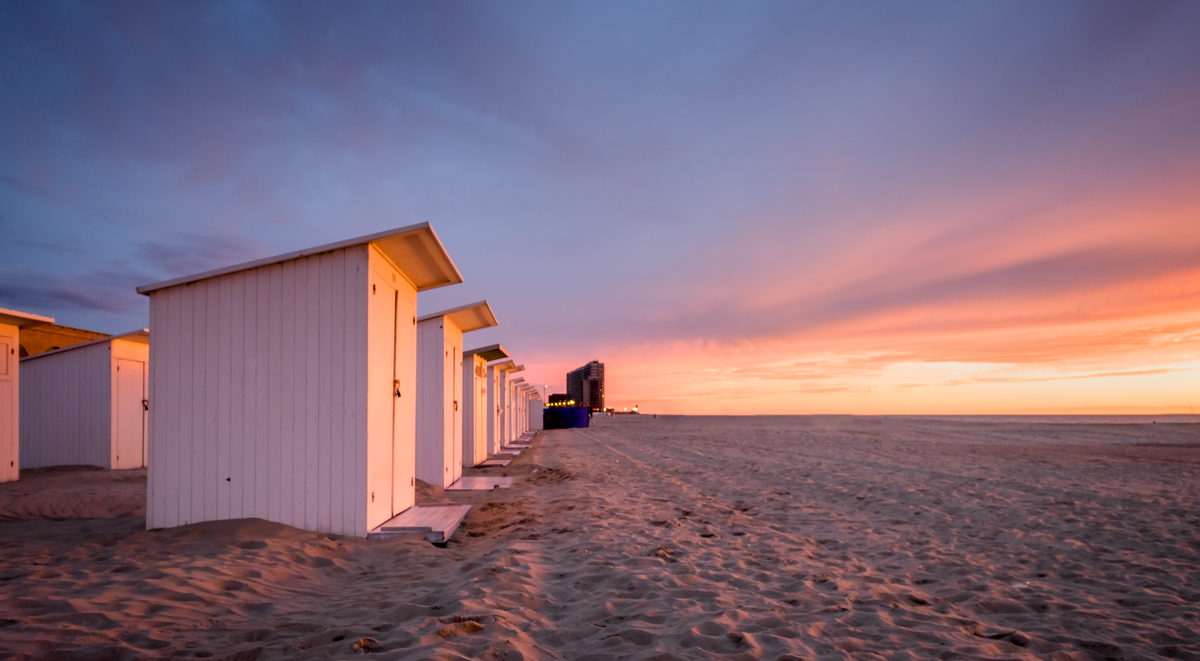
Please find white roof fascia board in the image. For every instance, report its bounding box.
[417,300,498,333]
[0,308,54,329]
[20,329,149,363]
[488,359,518,372]
[136,223,463,295]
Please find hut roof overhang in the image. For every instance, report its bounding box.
[464,344,508,362]
[20,329,149,363]
[136,223,463,295]
[488,359,521,373]
[418,301,498,333]
[0,308,54,329]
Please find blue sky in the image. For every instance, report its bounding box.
[3,1,1199,411]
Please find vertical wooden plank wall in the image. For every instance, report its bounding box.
[414,317,444,486]
[19,342,112,469]
[146,246,370,536]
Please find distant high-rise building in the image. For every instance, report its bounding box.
[566,360,605,411]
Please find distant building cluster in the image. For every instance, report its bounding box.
[566,360,604,411]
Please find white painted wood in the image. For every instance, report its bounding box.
[386,245,417,521]
[0,323,17,482]
[0,311,54,481]
[461,353,487,467]
[372,503,471,544]
[529,395,543,431]
[216,274,233,520]
[19,334,148,471]
[142,230,444,538]
[367,264,395,531]
[414,315,466,488]
[485,364,500,456]
[446,476,512,490]
[114,358,145,469]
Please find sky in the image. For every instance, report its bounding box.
[2,0,1198,415]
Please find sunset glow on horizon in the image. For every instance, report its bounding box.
[2,1,1198,415]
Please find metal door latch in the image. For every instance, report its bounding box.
[394,379,402,398]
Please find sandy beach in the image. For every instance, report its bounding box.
[1,416,1198,660]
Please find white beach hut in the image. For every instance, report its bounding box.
[0,307,54,483]
[135,224,467,539]
[508,373,527,445]
[462,344,507,467]
[518,383,538,438]
[510,377,527,441]
[20,330,150,470]
[486,359,521,454]
[415,301,498,488]
[528,391,544,432]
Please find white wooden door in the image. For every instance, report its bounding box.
[0,325,14,481]
[114,359,146,469]
[367,270,397,525]
[448,344,460,483]
[391,285,415,513]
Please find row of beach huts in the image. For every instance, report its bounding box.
[0,224,544,542]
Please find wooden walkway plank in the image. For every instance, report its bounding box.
[446,476,513,491]
[367,504,471,544]
[479,457,512,467]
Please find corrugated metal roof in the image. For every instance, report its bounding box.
[464,344,508,362]
[136,223,463,295]
[0,307,54,329]
[417,300,498,333]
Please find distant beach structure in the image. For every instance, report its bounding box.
[486,359,522,454]
[0,307,55,483]
[135,224,463,537]
[415,301,498,489]
[20,330,149,470]
[461,344,508,467]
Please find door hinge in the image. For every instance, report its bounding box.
[142,399,149,411]
[411,477,415,487]
[394,379,402,398]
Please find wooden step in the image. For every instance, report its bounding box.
[479,457,512,467]
[367,504,471,544]
[446,476,514,491]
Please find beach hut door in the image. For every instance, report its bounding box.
[368,270,401,526]
[0,327,11,474]
[115,359,146,469]
[446,343,460,482]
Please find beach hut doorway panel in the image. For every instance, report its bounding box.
[462,344,506,467]
[0,308,55,483]
[115,359,147,467]
[416,302,497,488]
[367,267,409,526]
